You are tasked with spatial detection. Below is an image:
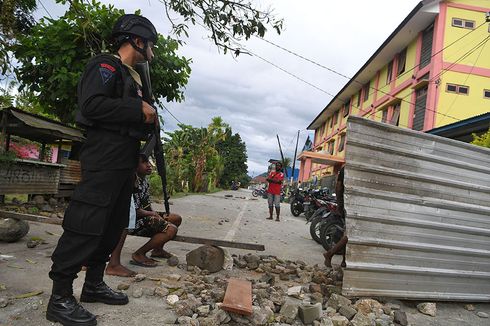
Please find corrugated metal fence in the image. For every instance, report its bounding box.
[343,116,490,301]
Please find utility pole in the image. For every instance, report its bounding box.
[276,134,288,178]
[291,130,300,185]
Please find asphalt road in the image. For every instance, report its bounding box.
[1,189,489,325]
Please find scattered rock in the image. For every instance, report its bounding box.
[26,239,40,248]
[186,245,224,273]
[330,315,349,326]
[177,316,199,326]
[250,305,274,325]
[33,195,45,205]
[299,302,322,324]
[0,218,29,242]
[327,294,351,311]
[350,312,371,326]
[338,305,357,320]
[48,198,58,206]
[167,294,179,305]
[464,304,475,311]
[0,298,8,308]
[41,204,54,212]
[134,274,146,282]
[197,305,210,317]
[355,298,383,315]
[477,312,489,318]
[142,287,155,296]
[417,302,436,317]
[280,298,301,322]
[383,302,401,313]
[117,282,130,291]
[168,256,179,266]
[161,311,179,324]
[309,283,322,294]
[154,287,169,297]
[320,316,334,326]
[287,286,302,298]
[132,288,143,298]
[393,310,408,326]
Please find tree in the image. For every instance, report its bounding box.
[0,0,36,75]
[162,0,283,54]
[471,129,490,148]
[12,0,191,123]
[216,131,248,188]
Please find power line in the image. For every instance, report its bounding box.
[158,103,183,124]
[38,0,54,19]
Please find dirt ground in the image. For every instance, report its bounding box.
[0,189,489,325]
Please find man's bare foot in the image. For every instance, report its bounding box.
[105,264,137,277]
[130,253,157,267]
[266,217,273,220]
[323,251,333,268]
[150,249,172,259]
[275,218,280,222]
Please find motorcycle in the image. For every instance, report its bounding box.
[289,188,306,216]
[319,212,345,251]
[303,188,334,219]
[308,200,337,244]
[252,187,267,198]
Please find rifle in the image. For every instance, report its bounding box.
[136,62,170,215]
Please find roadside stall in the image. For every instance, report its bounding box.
[0,107,84,202]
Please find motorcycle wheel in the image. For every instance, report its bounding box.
[252,190,259,197]
[309,216,326,243]
[290,200,303,217]
[319,218,345,251]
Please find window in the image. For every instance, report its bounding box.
[338,134,346,152]
[343,100,350,117]
[381,109,389,123]
[452,18,475,29]
[333,111,339,125]
[386,61,393,84]
[446,83,469,95]
[329,117,333,128]
[390,103,401,126]
[363,83,370,102]
[357,90,362,107]
[397,48,407,76]
[328,140,336,155]
[484,89,490,99]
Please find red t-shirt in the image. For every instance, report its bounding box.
[267,171,284,195]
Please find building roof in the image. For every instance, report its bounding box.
[1,107,85,143]
[308,0,441,130]
[427,112,490,142]
[250,175,267,184]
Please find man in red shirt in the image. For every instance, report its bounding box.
[266,162,285,221]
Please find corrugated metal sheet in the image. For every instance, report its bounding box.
[59,159,81,184]
[342,116,490,301]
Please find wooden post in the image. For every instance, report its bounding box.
[56,140,62,164]
[39,143,46,161]
[0,111,7,154]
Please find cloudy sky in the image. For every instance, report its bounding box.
[37,0,421,176]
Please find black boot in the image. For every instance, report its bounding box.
[80,281,128,305]
[46,294,97,326]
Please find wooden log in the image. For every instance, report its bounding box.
[0,210,62,225]
[0,210,265,251]
[173,235,265,251]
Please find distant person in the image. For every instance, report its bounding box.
[266,162,284,221]
[107,154,182,270]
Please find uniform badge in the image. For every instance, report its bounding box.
[99,63,116,84]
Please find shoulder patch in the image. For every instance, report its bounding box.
[100,63,116,72]
[99,67,114,84]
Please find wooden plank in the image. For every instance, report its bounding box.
[221,278,253,315]
[173,235,265,251]
[0,210,61,225]
[0,160,61,195]
[0,210,265,251]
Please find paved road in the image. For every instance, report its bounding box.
[1,189,489,325]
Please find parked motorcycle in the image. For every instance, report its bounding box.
[289,188,306,216]
[252,187,267,198]
[319,212,345,251]
[308,200,338,244]
[303,188,334,219]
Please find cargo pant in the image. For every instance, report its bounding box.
[49,169,133,296]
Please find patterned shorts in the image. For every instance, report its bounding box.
[128,215,169,238]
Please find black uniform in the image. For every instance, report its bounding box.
[49,54,146,295]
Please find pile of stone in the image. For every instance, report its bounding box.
[1,195,65,219]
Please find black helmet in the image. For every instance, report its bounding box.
[112,14,157,44]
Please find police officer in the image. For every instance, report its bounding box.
[47,14,158,325]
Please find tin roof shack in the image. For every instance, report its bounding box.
[0,107,84,200]
[343,116,490,301]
